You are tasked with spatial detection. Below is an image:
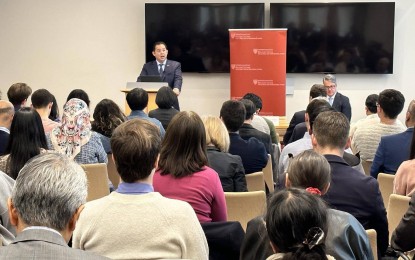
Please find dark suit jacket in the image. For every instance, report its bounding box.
[138,59,182,110]
[283,110,305,145]
[288,122,307,144]
[391,193,415,252]
[148,107,179,130]
[0,130,9,155]
[239,123,272,155]
[0,229,108,259]
[228,133,268,174]
[371,127,413,178]
[332,92,352,121]
[207,147,247,192]
[322,154,388,257]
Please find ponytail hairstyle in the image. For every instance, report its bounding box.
[265,188,329,260]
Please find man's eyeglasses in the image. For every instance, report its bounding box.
[325,85,336,89]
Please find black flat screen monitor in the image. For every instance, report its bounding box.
[145,3,265,73]
[270,2,395,74]
[138,75,162,82]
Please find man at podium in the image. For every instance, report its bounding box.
[137,41,182,111]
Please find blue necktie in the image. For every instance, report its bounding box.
[329,96,334,106]
[159,64,163,77]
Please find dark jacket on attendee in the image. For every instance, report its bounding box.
[283,110,305,145]
[391,193,415,252]
[148,107,179,130]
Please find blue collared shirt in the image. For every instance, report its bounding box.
[127,110,165,138]
[116,182,154,195]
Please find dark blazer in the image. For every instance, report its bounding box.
[288,122,307,144]
[371,127,413,178]
[207,147,247,192]
[391,193,415,252]
[239,123,272,155]
[0,130,9,155]
[322,154,388,257]
[332,92,352,121]
[0,229,108,259]
[138,59,182,110]
[148,107,179,130]
[228,133,268,174]
[283,110,305,145]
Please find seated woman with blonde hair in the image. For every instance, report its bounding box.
[202,115,247,192]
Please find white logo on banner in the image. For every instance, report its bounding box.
[253,79,258,85]
[231,64,236,70]
[253,49,258,54]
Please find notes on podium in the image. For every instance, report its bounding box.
[122,82,166,115]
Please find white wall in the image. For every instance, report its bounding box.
[1,0,414,123]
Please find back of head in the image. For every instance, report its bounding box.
[158,111,208,178]
[66,89,90,107]
[0,100,15,124]
[126,88,148,111]
[31,89,53,109]
[6,107,48,179]
[306,99,333,131]
[155,86,177,109]
[378,89,405,119]
[266,188,328,260]
[111,119,161,183]
[49,94,60,121]
[407,100,415,126]
[313,111,349,150]
[220,100,246,132]
[242,93,263,111]
[240,99,256,120]
[365,94,379,114]
[202,115,230,152]
[11,153,87,231]
[309,84,327,99]
[286,150,331,194]
[92,99,126,137]
[7,83,32,106]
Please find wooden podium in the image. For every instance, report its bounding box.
[121,82,165,115]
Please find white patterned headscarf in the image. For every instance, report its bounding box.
[50,98,92,159]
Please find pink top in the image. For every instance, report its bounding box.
[154,166,227,223]
[394,159,415,197]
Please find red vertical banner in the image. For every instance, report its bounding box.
[229,29,287,116]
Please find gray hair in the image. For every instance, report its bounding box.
[11,153,87,231]
[323,74,337,85]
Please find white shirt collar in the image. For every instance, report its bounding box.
[0,127,10,134]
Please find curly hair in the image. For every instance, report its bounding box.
[92,99,126,137]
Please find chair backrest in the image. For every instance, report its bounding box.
[245,172,265,192]
[107,154,121,189]
[365,229,378,260]
[377,173,395,210]
[225,191,266,231]
[387,194,411,241]
[81,163,110,202]
[362,160,373,176]
[263,154,274,192]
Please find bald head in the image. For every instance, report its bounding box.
[0,100,15,128]
[406,100,415,127]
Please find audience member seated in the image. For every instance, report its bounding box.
[0,101,14,155]
[66,89,90,107]
[31,89,61,134]
[154,111,227,223]
[0,108,48,179]
[202,115,247,192]
[91,99,126,153]
[352,89,406,161]
[283,84,327,145]
[0,153,107,259]
[314,111,388,257]
[391,193,415,253]
[47,98,107,165]
[48,94,60,122]
[220,100,268,174]
[7,82,32,111]
[0,170,15,245]
[349,94,379,139]
[241,150,373,260]
[372,99,415,178]
[265,188,335,260]
[73,119,208,259]
[393,127,415,196]
[242,93,278,144]
[148,86,179,130]
[126,87,165,138]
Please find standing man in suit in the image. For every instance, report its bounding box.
[0,100,14,155]
[0,153,107,259]
[312,111,388,258]
[138,41,183,111]
[323,74,352,121]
